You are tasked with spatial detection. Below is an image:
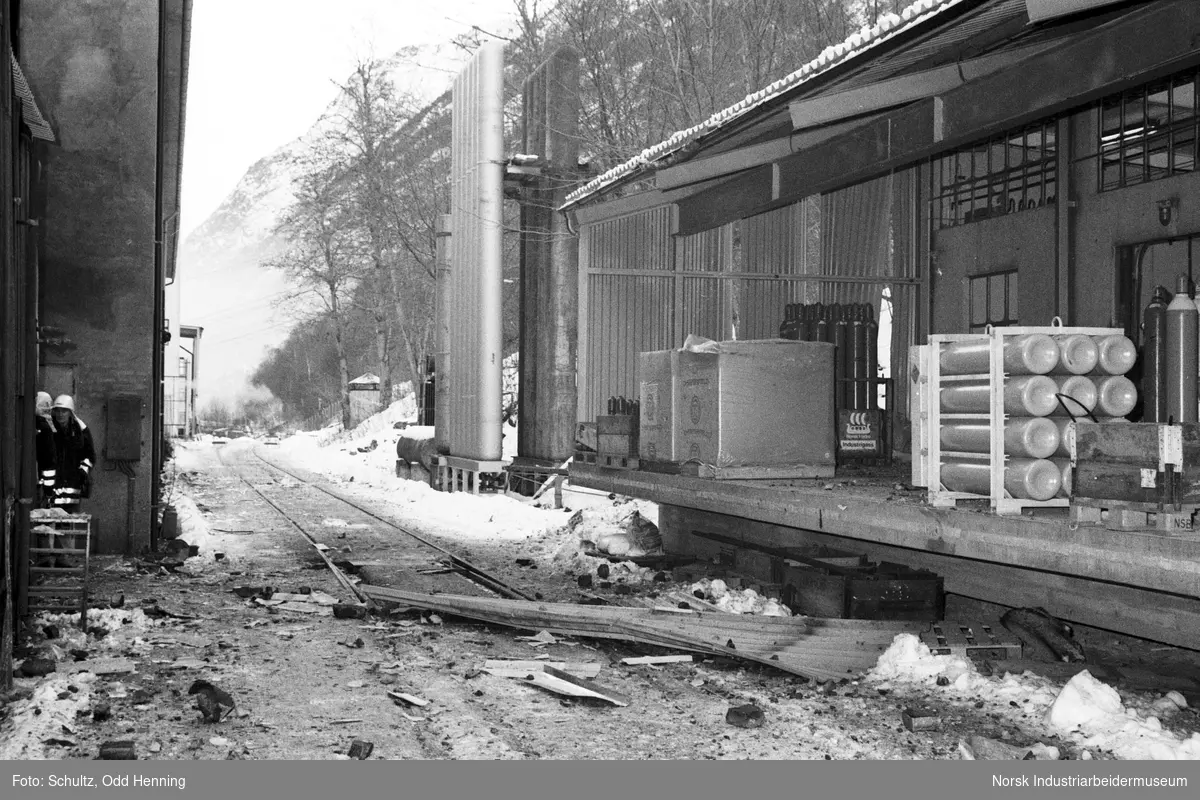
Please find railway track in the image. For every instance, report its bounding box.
[211,444,531,602]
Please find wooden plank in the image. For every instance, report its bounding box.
[483,660,602,679]
[387,691,429,707]
[523,667,629,706]
[621,655,694,665]
[698,463,836,480]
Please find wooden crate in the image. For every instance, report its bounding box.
[27,511,91,627]
[782,558,944,621]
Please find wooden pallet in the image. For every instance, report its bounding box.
[1070,498,1200,534]
[921,622,1022,661]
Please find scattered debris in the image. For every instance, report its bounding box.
[18,658,56,677]
[725,704,765,729]
[1000,607,1086,663]
[621,655,694,666]
[523,665,630,707]
[333,604,369,620]
[97,741,137,760]
[91,703,112,722]
[901,708,941,732]
[387,691,429,708]
[516,630,560,647]
[189,680,237,723]
[958,735,1059,760]
[63,659,136,676]
[483,660,603,679]
[332,718,364,725]
[348,740,374,760]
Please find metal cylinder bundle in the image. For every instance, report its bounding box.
[940,416,1059,459]
[1050,375,1097,417]
[1165,276,1199,423]
[1052,334,1099,375]
[1095,334,1137,376]
[940,457,1061,501]
[780,302,879,411]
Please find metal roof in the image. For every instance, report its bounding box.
[10,51,55,142]
[562,0,975,209]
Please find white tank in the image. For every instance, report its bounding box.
[940,457,1061,501]
[1050,375,1097,417]
[1052,334,1099,375]
[939,375,1058,416]
[939,417,1059,459]
[938,334,1058,376]
[1095,375,1138,418]
[1094,334,1137,376]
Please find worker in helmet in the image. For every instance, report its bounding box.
[34,391,57,507]
[49,395,95,512]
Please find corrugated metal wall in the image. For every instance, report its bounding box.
[578,176,919,425]
[446,42,504,461]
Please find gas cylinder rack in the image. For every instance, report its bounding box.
[912,321,1134,516]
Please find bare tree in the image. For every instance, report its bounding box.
[268,145,366,431]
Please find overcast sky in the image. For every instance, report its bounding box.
[181,0,516,237]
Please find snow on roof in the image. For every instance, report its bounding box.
[349,373,381,385]
[562,0,969,209]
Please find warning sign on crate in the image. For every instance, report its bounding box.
[838,410,882,455]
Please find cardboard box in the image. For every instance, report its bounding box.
[673,340,835,468]
[638,350,678,461]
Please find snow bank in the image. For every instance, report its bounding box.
[868,634,1200,759]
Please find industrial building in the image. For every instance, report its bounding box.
[553,0,1200,648]
[1,0,191,676]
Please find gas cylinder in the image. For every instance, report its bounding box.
[940,457,1061,501]
[834,305,849,410]
[939,416,1059,459]
[1142,286,1170,423]
[940,375,1058,416]
[939,334,1058,375]
[1165,275,1198,423]
[797,304,813,342]
[851,305,869,410]
[865,304,879,410]
[1050,375,1097,417]
[1052,334,1099,375]
[814,303,829,343]
[1095,334,1137,376]
[1095,375,1138,418]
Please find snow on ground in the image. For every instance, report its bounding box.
[868,633,1200,760]
[274,399,641,553]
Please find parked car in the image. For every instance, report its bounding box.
[263,436,280,446]
[212,434,228,446]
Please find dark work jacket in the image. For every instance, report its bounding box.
[52,415,95,510]
[35,415,57,506]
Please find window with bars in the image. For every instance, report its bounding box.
[1099,72,1197,191]
[930,122,1057,230]
[968,270,1018,332]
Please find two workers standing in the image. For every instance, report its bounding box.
[34,391,95,512]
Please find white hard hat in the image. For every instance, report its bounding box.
[52,395,75,412]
